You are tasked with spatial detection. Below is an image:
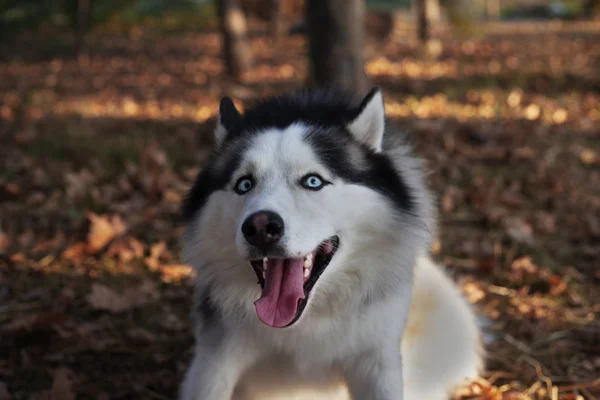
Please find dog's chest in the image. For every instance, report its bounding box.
[251,318,368,366]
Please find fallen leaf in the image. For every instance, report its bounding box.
[160,312,186,331]
[548,275,567,296]
[4,182,20,196]
[524,103,540,120]
[26,191,46,206]
[126,328,157,343]
[507,90,523,107]
[65,169,95,200]
[86,281,159,313]
[107,237,145,263]
[87,213,127,253]
[552,108,567,123]
[51,368,75,400]
[504,217,535,245]
[17,230,34,249]
[9,253,25,263]
[31,233,66,255]
[441,186,458,213]
[0,229,8,255]
[164,189,182,204]
[150,241,166,259]
[159,264,193,283]
[462,281,486,304]
[580,149,597,165]
[431,239,441,255]
[62,242,87,262]
[86,284,127,313]
[5,312,66,333]
[142,143,168,169]
[128,237,145,259]
[534,212,557,234]
[145,241,167,271]
[0,382,11,400]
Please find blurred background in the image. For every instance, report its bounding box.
[0,0,599,399]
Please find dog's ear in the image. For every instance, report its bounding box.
[346,87,385,152]
[215,96,242,146]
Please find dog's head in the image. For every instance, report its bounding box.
[181,88,433,329]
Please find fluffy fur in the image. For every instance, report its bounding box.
[179,88,483,400]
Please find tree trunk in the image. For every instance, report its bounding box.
[583,0,599,17]
[486,0,500,20]
[306,0,368,95]
[217,0,253,80]
[75,0,92,56]
[269,0,284,46]
[426,0,441,22]
[415,0,429,43]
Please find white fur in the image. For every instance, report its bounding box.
[230,257,483,400]
[214,118,228,147]
[346,89,386,152]
[179,121,483,400]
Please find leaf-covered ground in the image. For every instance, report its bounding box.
[0,17,599,400]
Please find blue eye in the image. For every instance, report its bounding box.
[300,174,328,191]
[235,176,254,195]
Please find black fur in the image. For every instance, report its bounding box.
[181,88,414,221]
[219,96,242,132]
[304,128,414,213]
[196,289,218,324]
[356,87,381,117]
[181,139,246,221]
[193,287,226,346]
[220,88,370,145]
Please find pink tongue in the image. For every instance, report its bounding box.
[254,258,305,328]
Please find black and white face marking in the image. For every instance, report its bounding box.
[182,87,416,328]
[183,88,413,221]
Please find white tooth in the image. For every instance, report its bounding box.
[304,256,313,269]
[303,268,310,278]
[263,257,268,270]
[306,253,313,261]
[263,270,266,279]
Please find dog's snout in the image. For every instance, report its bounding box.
[242,210,285,251]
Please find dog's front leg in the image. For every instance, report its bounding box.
[179,332,257,400]
[343,351,404,400]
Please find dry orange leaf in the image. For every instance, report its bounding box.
[159,264,193,283]
[145,241,167,271]
[87,213,127,253]
[107,237,145,263]
[0,230,8,254]
[62,242,88,262]
[579,149,597,165]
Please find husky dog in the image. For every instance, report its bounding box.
[179,88,483,400]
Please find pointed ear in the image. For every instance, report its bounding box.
[215,96,242,146]
[346,88,386,152]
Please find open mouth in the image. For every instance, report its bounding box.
[249,236,339,328]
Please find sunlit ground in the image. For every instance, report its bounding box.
[0,16,599,400]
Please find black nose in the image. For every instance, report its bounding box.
[241,210,285,251]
